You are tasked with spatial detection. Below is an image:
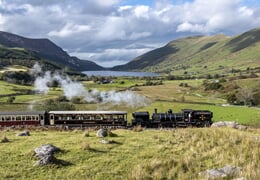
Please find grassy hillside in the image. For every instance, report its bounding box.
[0,31,104,71]
[0,128,259,179]
[113,28,260,76]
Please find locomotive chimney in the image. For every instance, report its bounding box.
[154,108,157,114]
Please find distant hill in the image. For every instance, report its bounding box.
[0,31,104,71]
[112,28,260,76]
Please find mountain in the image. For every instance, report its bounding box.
[112,28,260,76]
[0,31,104,71]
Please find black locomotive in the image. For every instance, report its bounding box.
[132,109,213,128]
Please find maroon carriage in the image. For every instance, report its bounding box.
[0,111,47,127]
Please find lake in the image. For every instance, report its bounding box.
[82,70,160,77]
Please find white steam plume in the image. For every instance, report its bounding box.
[31,64,150,108]
[34,71,52,94]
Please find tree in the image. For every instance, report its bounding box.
[7,96,16,104]
[236,87,253,106]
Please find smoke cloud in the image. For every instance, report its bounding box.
[31,63,150,108]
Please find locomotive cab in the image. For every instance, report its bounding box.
[182,109,213,127]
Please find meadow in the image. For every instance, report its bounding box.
[0,127,259,179]
[0,67,260,179]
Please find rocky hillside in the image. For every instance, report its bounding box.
[0,31,104,71]
[113,28,260,76]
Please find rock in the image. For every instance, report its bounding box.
[254,136,260,141]
[199,165,241,179]
[235,125,247,130]
[96,128,108,137]
[34,144,61,166]
[100,139,110,144]
[34,154,58,166]
[16,131,30,136]
[34,144,60,158]
[233,177,247,180]
[211,121,247,130]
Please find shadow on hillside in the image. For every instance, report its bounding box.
[225,29,260,52]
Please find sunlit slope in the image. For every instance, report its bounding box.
[113,28,260,75]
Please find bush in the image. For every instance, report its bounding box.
[83,131,90,137]
[1,136,9,143]
[71,97,84,104]
[132,125,143,132]
[81,141,92,151]
[7,96,15,104]
[203,80,223,90]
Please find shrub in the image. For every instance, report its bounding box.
[83,130,90,137]
[132,125,143,132]
[1,135,9,143]
[81,141,92,151]
[7,96,16,104]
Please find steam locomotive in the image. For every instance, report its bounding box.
[132,109,213,128]
[0,108,213,128]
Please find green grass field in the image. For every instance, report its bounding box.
[0,128,259,179]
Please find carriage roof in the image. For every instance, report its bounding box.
[48,111,127,115]
[0,111,46,116]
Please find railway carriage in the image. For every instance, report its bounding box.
[48,111,128,127]
[0,111,47,126]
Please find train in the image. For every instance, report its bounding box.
[0,108,213,128]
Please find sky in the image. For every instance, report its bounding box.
[0,0,259,67]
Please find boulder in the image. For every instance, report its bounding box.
[96,128,108,137]
[211,121,247,130]
[34,154,58,166]
[199,165,241,179]
[16,131,30,136]
[34,144,61,166]
[34,144,60,158]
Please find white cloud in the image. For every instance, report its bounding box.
[0,0,259,67]
[48,23,91,38]
[0,14,6,26]
[134,5,150,19]
[71,47,152,67]
[177,22,205,33]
